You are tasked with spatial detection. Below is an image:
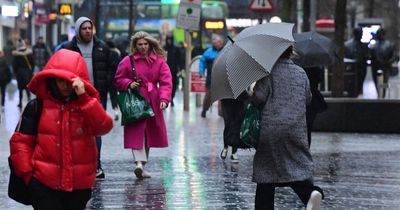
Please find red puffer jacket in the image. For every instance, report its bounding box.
[9,49,113,192]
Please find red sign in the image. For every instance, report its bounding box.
[248,0,273,12]
[191,72,207,92]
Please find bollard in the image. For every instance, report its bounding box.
[377,69,384,98]
[196,93,201,107]
[324,67,329,91]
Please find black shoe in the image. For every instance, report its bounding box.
[17,103,22,108]
[96,168,105,179]
[201,110,206,118]
[171,101,174,107]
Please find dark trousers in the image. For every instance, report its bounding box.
[306,108,317,148]
[355,62,367,95]
[255,180,322,210]
[96,92,109,169]
[221,99,245,153]
[18,88,31,106]
[0,84,6,106]
[171,72,178,104]
[29,178,91,210]
[372,64,390,98]
[109,85,118,109]
[202,88,212,112]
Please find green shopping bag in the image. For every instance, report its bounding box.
[240,103,261,149]
[117,88,155,126]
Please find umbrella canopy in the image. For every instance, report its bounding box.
[210,22,295,102]
[293,31,337,68]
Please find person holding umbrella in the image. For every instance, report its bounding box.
[199,34,224,118]
[251,46,324,210]
[209,23,324,209]
[344,27,369,96]
[370,28,396,98]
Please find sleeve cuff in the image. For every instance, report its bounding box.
[77,93,91,105]
[160,98,169,104]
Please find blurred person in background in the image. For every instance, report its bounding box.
[54,34,69,53]
[344,27,369,97]
[163,34,181,107]
[199,34,224,118]
[106,40,122,121]
[32,36,52,72]
[3,40,15,74]
[370,28,397,98]
[0,50,12,110]
[12,39,34,108]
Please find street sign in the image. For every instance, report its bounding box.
[176,0,202,31]
[248,0,273,12]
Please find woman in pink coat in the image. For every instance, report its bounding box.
[114,31,172,179]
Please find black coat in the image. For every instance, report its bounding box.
[61,36,116,95]
[13,49,34,90]
[304,67,327,113]
[0,57,11,85]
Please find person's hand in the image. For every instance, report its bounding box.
[130,81,140,89]
[72,77,85,95]
[160,101,168,110]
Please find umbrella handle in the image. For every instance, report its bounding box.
[227,35,234,44]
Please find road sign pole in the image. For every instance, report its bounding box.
[184,30,192,111]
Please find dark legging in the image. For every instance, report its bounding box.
[18,88,31,106]
[306,108,317,148]
[0,84,6,106]
[202,88,212,112]
[96,92,109,169]
[255,180,323,210]
[172,73,179,105]
[372,64,391,98]
[221,99,245,153]
[109,85,118,109]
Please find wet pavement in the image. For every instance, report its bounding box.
[1,79,400,209]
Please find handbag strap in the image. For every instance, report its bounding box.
[23,55,33,71]
[129,55,137,81]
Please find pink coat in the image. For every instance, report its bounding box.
[115,53,172,149]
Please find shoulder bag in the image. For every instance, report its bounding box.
[117,56,155,126]
[240,103,261,149]
[8,99,42,205]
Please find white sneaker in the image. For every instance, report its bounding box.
[220,148,228,160]
[306,190,322,210]
[142,170,152,178]
[134,162,143,179]
[114,112,119,121]
[231,154,239,163]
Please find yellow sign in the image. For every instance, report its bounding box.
[59,4,72,15]
[204,20,225,29]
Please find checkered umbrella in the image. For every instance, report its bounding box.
[210,23,295,102]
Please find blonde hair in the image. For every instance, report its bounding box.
[130,31,166,58]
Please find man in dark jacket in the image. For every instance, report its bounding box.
[163,34,181,106]
[344,27,369,96]
[370,28,397,98]
[61,16,116,179]
[32,36,52,72]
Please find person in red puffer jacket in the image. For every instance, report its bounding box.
[9,49,113,210]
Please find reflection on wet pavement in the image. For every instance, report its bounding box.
[1,81,400,209]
